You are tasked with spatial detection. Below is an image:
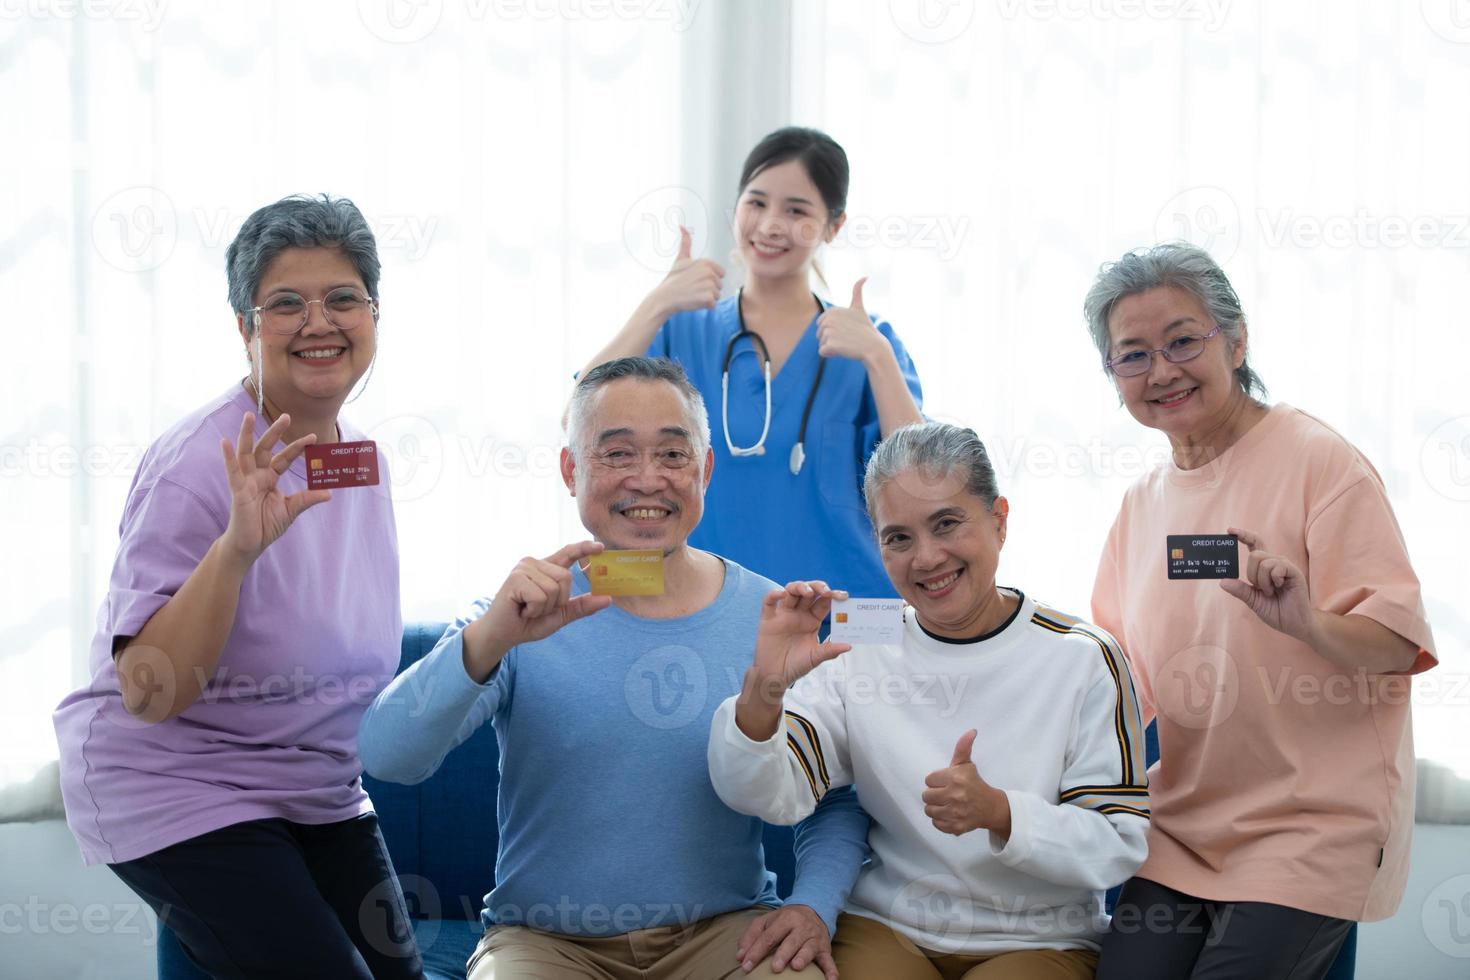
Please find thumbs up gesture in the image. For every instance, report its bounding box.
[650,225,725,317]
[816,277,886,365]
[921,729,1012,838]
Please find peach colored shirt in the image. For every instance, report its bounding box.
[1092,403,1436,922]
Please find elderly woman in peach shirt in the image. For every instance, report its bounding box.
[1084,243,1436,980]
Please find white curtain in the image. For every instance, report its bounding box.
[3,0,1466,784]
[1,2,695,782]
[791,0,1470,774]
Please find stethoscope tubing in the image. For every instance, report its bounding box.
[721,289,827,475]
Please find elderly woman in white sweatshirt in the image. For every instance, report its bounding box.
[708,421,1149,980]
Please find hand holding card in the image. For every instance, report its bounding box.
[753,581,851,690]
[1219,526,1316,642]
[219,412,330,565]
[736,581,851,742]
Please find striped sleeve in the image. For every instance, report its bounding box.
[984,609,1149,891]
[707,661,852,826]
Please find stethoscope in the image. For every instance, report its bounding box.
[721,288,827,475]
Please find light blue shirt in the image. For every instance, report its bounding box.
[359,558,869,935]
[649,296,923,599]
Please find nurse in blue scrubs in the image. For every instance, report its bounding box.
[582,126,924,598]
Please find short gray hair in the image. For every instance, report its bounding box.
[226,194,381,322]
[863,422,999,526]
[566,357,710,457]
[1082,242,1266,399]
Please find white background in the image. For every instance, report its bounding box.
[3,0,1467,794]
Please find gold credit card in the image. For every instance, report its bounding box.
[586,549,665,596]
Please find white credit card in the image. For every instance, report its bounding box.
[829,598,905,646]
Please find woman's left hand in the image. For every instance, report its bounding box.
[922,729,1011,837]
[1219,526,1316,642]
[816,278,887,364]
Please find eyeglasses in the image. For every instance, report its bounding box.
[1105,324,1223,378]
[246,288,378,336]
[589,446,697,472]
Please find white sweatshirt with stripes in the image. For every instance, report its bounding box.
[708,590,1150,954]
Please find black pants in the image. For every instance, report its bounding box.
[110,813,424,980]
[1096,877,1353,980]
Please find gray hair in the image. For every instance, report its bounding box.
[863,422,999,525]
[1082,242,1267,399]
[226,194,381,322]
[566,357,711,458]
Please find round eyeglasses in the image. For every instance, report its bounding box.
[1105,324,1223,378]
[247,288,378,336]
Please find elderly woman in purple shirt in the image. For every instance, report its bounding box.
[53,195,422,979]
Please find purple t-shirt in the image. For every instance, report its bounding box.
[54,384,402,865]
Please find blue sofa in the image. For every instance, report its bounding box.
[158,622,1355,979]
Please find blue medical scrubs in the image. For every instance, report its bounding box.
[648,294,923,599]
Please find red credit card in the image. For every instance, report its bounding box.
[305,440,380,490]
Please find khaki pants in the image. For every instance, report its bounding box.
[467,905,824,980]
[832,912,1098,980]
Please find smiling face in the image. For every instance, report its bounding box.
[560,377,714,556]
[1106,285,1248,441]
[733,159,843,283]
[236,246,377,412]
[873,465,1009,638]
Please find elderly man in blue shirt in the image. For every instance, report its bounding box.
[360,356,867,980]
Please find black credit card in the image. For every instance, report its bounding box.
[1166,534,1239,580]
